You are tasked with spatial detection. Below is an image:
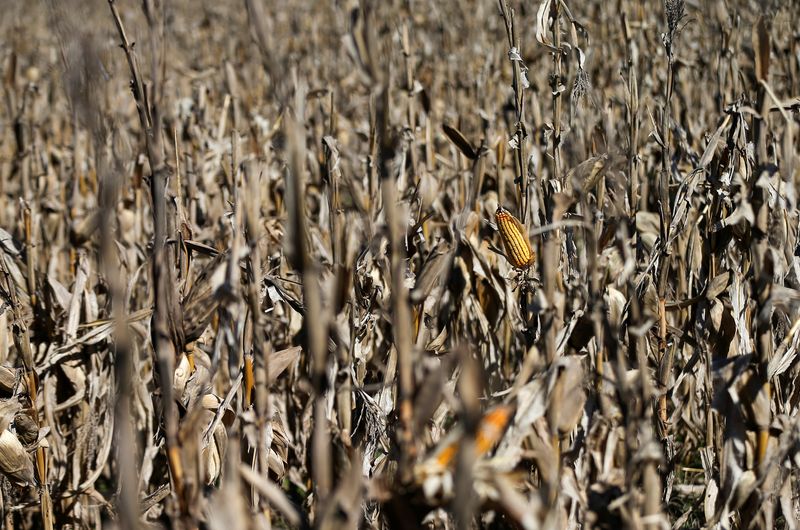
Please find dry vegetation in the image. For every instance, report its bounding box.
[0,0,798,528]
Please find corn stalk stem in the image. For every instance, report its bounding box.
[551,0,563,184]
[107,0,184,519]
[656,2,677,442]
[498,1,528,222]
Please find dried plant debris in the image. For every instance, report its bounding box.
[0,0,796,528]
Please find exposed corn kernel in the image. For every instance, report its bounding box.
[433,404,514,468]
[495,206,535,269]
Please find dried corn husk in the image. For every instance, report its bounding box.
[0,429,34,487]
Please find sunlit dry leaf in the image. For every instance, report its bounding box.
[0,429,34,487]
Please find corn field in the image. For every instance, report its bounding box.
[0,0,798,528]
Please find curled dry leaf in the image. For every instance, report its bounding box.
[200,393,235,485]
[552,357,585,436]
[0,429,34,487]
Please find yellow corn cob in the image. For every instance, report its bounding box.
[431,404,514,468]
[495,206,535,269]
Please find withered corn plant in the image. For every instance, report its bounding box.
[0,0,797,528]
